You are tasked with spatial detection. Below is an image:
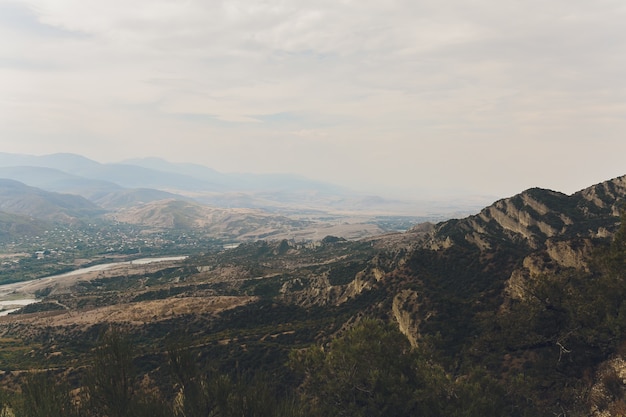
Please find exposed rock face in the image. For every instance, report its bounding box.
[428,175,626,254]
[280,274,335,307]
[545,238,594,270]
[505,238,595,301]
[473,190,566,243]
[343,266,381,297]
[280,260,389,308]
[429,188,573,250]
[578,175,626,216]
[392,289,420,347]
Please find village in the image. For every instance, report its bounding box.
[0,222,219,284]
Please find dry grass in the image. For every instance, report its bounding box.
[0,296,256,327]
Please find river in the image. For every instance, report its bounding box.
[0,256,188,316]
[45,256,189,278]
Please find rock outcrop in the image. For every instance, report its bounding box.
[426,175,626,254]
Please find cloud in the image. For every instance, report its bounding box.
[2,0,626,197]
[0,1,86,38]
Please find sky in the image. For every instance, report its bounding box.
[1,0,626,200]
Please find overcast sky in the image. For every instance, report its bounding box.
[1,0,625,199]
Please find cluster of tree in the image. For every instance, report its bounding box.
[292,319,520,417]
[1,328,302,417]
[0,318,527,417]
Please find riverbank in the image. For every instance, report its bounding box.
[0,256,188,314]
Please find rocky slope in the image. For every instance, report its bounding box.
[389,177,621,323]
[242,176,625,329]
[262,174,626,415]
[429,175,626,251]
[371,175,626,415]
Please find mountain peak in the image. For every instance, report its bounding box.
[430,175,626,251]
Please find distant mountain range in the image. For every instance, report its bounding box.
[0,152,491,215]
[0,152,344,196]
[0,152,495,242]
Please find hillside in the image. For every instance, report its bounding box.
[0,211,49,243]
[0,175,625,416]
[107,199,386,241]
[0,179,104,223]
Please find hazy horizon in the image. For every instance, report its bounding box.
[2,1,626,200]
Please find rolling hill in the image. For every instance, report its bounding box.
[0,178,104,223]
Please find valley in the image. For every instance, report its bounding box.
[1,153,626,415]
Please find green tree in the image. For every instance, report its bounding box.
[84,329,135,417]
[169,343,303,417]
[295,319,439,417]
[168,344,214,417]
[14,372,79,417]
[83,329,171,417]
